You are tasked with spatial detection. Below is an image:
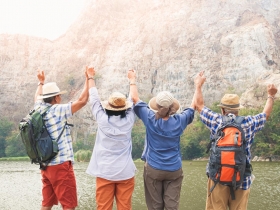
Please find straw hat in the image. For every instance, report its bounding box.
[101,92,133,111]
[148,91,181,113]
[217,94,243,110]
[37,82,67,99]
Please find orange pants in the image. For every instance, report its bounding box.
[96,177,135,210]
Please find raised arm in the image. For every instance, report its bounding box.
[127,69,140,104]
[191,71,206,112]
[71,66,90,114]
[263,84,278,120]
[86,66,96,89]
[34,70,45,103]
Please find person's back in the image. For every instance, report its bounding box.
[86,93,136,180]
[34,68,89,210]
[196,85,278,210]
[128,70,206,210]
[134,103,194,171]
[85,67,136,210]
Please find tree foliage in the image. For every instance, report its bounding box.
[131,118,145,159]
[0,118,13,157]
[2,100,280,160]
[5,131,26,157]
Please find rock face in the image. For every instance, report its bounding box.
[1,0,280,136]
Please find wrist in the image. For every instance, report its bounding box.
[129,80,136,85]
[37,82,44,86]
[267,95,275,101]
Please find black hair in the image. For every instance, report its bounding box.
[43,96,55,103]
[105,109,127,119]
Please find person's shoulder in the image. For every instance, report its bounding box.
[134,100,148,109]
[242,113,266,123]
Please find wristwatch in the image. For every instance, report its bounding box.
[38,82,44,86]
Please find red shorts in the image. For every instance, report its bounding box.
[41,161,77,209]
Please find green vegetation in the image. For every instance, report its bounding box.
[75,150,92,162]
[0,156,29,161]
[0,118,14,157]
[1,100,280,161]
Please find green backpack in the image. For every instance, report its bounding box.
[19,107,69,170]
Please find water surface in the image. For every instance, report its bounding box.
[0,161,279,210]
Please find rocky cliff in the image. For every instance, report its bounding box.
[1,0,280,136]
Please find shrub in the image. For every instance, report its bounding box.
[75,150,92,162]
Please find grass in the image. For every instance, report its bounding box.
[0,156,30,161]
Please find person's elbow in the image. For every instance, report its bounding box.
[132,97,140,104]
[265,112,270,120]
[71,99,88,114]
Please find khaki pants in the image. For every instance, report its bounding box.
[144,163,183,210]
[206,179,251,210]
[96,176,135,210]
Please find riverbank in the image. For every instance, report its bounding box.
[193,155,280,162]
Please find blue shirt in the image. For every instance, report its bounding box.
[86,87,136,181]
[34,101,74,165]
[134,101,195,171]
[200,106,266,189]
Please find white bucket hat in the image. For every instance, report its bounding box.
[148,91,181,113]
[37,82,67,99]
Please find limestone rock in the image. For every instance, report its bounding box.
[1,0,280,138]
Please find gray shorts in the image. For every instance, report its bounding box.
[143,163,184,210]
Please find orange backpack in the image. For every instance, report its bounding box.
[208,116,246,200]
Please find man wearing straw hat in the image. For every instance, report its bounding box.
[128,69,206,210]
[34,68,90,210]
[85,67,136,210]
[196,85,278,210]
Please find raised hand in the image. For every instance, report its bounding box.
[194,71,206,88]
[37,70,45,83]
[86,66,95,78]
[267,84,277,97]
[128,69,136,80]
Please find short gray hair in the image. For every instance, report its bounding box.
[223,108,239,115]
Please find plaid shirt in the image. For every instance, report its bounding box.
[200,106,266,190]
[34,101,74,166]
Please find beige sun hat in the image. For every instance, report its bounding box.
[37,82,67,99]
[217,94,244,110]
[148,91,181,113]
[101,92,133,111]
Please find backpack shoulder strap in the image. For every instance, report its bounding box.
[235,116,245,125]
[221,115,230,124]
[40,106,51,116]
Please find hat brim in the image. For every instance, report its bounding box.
[217,104,244,110]
[37,90,67,99]
[101,100,133,111]
[148,97,181,113]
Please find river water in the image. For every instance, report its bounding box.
[0,161,279,210]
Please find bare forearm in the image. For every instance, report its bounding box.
[34,83,44,102]
[263,97,274,119]
[194,86,204,112]
[34,87,41,102]
[79,78,89,102]
[71,78,88,114]
[129,79,140,104]
[88,78,96,89]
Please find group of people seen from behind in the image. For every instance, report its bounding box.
[34,67,277,210]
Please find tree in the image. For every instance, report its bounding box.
[131,119,145,159]
[180,113,210,159]
[5,131,26,157]
[0,118,13,157]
